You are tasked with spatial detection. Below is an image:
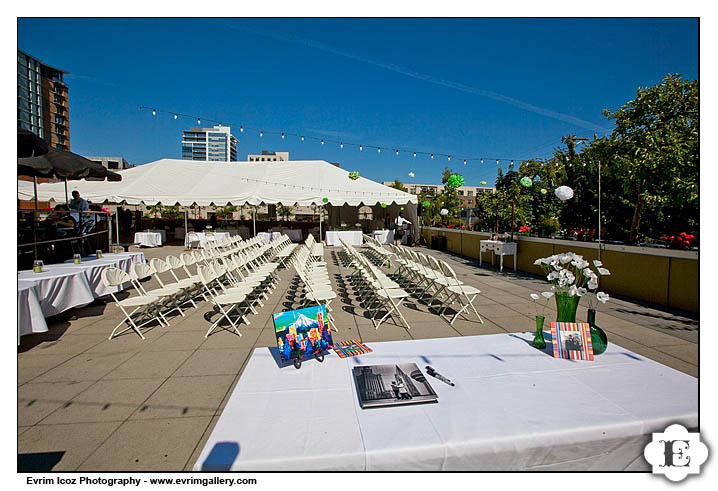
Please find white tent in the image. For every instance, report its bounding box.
[21,159,419,238]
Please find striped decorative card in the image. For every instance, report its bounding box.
[550,322,594,361]
[333,339,373,358]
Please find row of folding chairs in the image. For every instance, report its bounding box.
[387,244,484,326]
[271,235,299,268]
[339,240,412,330]
[362,234,393,267]
[305,233,324,258]
[100,235,282,340]
[290,245,338,330]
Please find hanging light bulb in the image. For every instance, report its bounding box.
[197,118,201,125]
[240,125,244,133]
[300,135,305,141]
[218,122,222,128]
[152,109,156,116]
[463,159,467,165]
[377,147,381,153]
[340,142,343,149]
[174,114,178,120]
[395,149,399,156]
[480,158,484,164]
[496,159,499,165]
[260,130,263,137]
[448,155,451,161]
[359,145,363,151]
[413,152,417,158]
[321,139,324,145]
[281,133,285,139]
[430,154,434,159]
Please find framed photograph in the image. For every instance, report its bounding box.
[333,339,373,358]
[352,363,438,409]
[273,305,334,365]
[550,322,594,361]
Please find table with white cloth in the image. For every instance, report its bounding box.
[17,282,48,340]
[186,231,231,248]
[193,333,697,471]
[257,232,282,245]
[145,229,167,242]
[134,232,162,247]
[17,252,145,337]
[325,230,363,247]
[372,229,395,244]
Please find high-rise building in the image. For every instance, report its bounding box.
[17,50,70,151]
[247,151,290,162]
[181,126,237,162]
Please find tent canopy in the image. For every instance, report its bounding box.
[21,159,418,207]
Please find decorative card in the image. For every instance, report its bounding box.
[333,339,373,358]
[273,305,334,363]
[550,322,594,361]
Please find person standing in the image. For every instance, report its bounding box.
[394,212,412,246]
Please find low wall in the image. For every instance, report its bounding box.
[420,227,699,312]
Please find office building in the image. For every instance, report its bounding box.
[182,126,238,162]
[84,156,134,170]
[247,151,290,162]
[17,50,70,151]
[382,182,495,208]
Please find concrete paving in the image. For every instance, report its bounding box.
[18,243,698,471]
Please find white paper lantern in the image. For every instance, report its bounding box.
[408,172,415,178]
[555,186,574,201]
[440,208,449,216]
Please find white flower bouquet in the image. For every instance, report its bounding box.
[533,252,610,305]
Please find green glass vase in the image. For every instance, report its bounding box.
[587,308,608,355]
[532,315,546,349]
[555,292,580,322]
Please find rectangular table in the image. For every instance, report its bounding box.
[325,230,363,246]
[373,229,395,244]
[145,229,167,242]
[193,333,697,471]
[134,232,162,247]
[186,231,231,248]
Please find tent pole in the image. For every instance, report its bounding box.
[32,176,38,260]
[184,209,188,248]
[64,178,69,204]
[115,209,120,246]
[33,176,38,210]
[319,205,323,243]
[253,206,256,236]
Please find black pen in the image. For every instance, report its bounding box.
[425,366,455,386]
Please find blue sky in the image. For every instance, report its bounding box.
[18,18,698,186]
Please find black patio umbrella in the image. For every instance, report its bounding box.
[18,146,122,181]
[18,129,49,158]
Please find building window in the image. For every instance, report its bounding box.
[458,190,464,196]
[467,190,473,196]
[108,161,119,169]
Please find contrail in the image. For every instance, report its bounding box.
[246,27,610,133]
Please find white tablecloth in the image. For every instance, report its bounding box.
[135,232,162,247]
[325,230,363,246]
[257,232,282,244]
[17,252,145,337]
[186,231,231,248]
[372,229,395,244]
[18,282,48,339]
[145,229,167,242]
[194,333,697,471]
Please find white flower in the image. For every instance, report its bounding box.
[530,293,540,301]
[533,258,543,265]
[568,285,579,296]
[593,260,603,267]
[577,287,587,296]
[547,271,559,281]
[541,291,554,299]
[597,267,611,276]
[596,292,610,303]
[560,255,572,264]
[588,278,598,290]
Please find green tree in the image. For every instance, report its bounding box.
[602,74,698,243]
[389,179,408,192]
[277,204,295,220]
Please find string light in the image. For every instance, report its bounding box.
[139,106,533,167]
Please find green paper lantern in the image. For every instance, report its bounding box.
[446,174,465,188]
[380,203,387,208]
[348,171,360,180]
[480,181,487,186]
[400,207,404,211]
[540,188,547,195]
[322,198,329,203]
[422,201,430,207]
[520,176,532,187]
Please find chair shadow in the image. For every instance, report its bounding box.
[18,452,65,472]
